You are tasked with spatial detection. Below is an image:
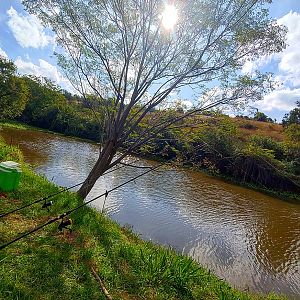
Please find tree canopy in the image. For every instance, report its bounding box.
[282,101,300,126]
[253,111,273,123]
[22,0,287,198]
[0,56,29,120]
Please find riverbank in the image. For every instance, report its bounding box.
[0,120,95,144]
[136,150,300,204]
[1,120,299,203]
[0,138,285,298]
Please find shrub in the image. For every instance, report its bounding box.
[240,122,257,130]
[249,135,284,160]
[284,124,300,143]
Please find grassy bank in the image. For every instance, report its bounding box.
[0,120,95,144]
[0,120,55,133]
[0,140,285,299]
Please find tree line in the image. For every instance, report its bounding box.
[0,56,103,140]
[137,114,300,195]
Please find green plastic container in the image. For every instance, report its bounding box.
[0,161,22,192]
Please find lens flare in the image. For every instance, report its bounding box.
[162,4,178,30]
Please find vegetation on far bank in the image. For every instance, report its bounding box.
[0,138,285,300]
[1,55,300,201]
[135,113,300,201]
[1,118,299,203]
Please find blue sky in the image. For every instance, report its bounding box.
[1,0,300,121]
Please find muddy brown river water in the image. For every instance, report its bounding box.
[1,126,299,299]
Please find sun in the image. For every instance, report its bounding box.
[162,4,178,30]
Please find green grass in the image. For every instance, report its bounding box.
[0,120,96,144]
[0,138,286,299]
[0,120,47,132]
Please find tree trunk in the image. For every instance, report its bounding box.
[78,140,116,199]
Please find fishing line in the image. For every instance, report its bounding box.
[0,160,138,218]
[0,163,163,250]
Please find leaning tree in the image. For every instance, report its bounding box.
[23,0,286,198]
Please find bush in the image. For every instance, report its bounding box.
[284,124,300,143]
[249,135,284,160]
[240,122,257,130]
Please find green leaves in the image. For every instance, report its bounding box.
[282,102,300,127]
[0,57,29,120]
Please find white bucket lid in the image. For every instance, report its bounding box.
[0,161,20,170]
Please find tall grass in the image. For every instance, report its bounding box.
[0,137,22,162]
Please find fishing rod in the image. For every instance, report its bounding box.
[0,161,135,219]
[0,163,163,250]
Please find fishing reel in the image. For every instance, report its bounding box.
[58,218,73,232]
[41,200,53,212]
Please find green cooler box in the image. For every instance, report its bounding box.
[0,161,22,192]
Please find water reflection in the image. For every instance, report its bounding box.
[1,126,299,298]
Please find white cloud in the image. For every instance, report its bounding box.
[0,47,8,59]
[274,73,300,89]
[256,11,300,116]
[182,100,193,109]
[240,11,300,118]
[276,11,300,86]
[242,55,273,75]
[7,7,55,49]
[242,12,300,86]
[242,61,256,75]
[256,88,300,112]
[279,51,300,74]
[15,57,75,93]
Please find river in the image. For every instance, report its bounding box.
[1,126,299,299]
